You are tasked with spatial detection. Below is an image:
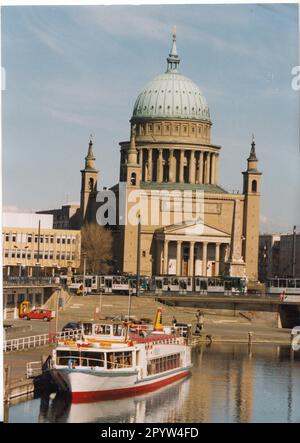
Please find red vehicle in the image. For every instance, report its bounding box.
[19,308,54,322]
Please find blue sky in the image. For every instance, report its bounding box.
[1,4,299,233]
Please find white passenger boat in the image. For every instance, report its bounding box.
[48,309,192,403]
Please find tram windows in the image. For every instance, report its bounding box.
[105,279,112,288]
[287,280,295,288]
[156,280,163,289]
[163,278,169,286]
[279,279,286,288]
[224,281,232,291]
[200,280,207,290]
[296,280,300,289]
[179,280,187,290]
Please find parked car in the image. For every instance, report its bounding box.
[62,322,82,332]
[19,309,54,322]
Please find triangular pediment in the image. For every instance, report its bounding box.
[163,219,230,238]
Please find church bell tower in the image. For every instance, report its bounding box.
[80,138,99,225]
[242,137,262,281]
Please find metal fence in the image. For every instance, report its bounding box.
[26,361,43,378]
[4,329,82,353]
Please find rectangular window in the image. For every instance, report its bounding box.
[56,253,60,260]
[5,234,10,242]
[27,235,32,243]
[57,237,61,244]
[12,234,16,242]
[62,237,66,244]
[50,236,54,244]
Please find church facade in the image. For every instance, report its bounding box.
[47,34,262,282]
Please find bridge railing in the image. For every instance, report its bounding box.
[4,329,82,353]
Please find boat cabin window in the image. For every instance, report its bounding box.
[113,324,123,337]
[147,353,180,376]
[56,350,105,367]
[83,323,93,336]
[94,324,111,335]
[107,351,132,369]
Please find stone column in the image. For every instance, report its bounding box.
[156,240,163,274]
[139,147,143,167]
[189,241,195,276]
[179,149,185,183]
[168,149,175,182]
[157,148,163,183]
[215,243,220,276]
[210,153,216,185]
[147,148,152,182]
[189,150,195,184]
[176,240,182,276]
[199,151,204,184]
[163,239,169,275]
[215,154,219,185]
[205,153,211,184]
[202,242,208,276]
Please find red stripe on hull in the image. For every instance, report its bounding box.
[71,370,190,404]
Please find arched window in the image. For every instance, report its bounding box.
[130,172,136,186]
[252,180,257,193]
[89,178,94,191]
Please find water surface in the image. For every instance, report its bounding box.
[8,344,300,423]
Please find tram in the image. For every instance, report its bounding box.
[59,274,247,296]
[266,278,300,301]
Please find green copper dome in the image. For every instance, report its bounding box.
[132,34,211,123]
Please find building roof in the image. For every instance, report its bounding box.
[131,33,210,123]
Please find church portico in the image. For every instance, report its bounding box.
[156,222,231,277]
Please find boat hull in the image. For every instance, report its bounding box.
[50,366,191,403]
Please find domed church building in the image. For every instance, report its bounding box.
[79,33,262,281]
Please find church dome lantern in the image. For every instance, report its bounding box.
[131,32,211,124]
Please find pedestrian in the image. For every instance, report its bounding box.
[172,315,177,326]
[196,310,204,331]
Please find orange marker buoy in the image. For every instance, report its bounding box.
[153,308,164,332]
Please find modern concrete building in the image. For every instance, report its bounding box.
[258,230,299,281]
[278,232,300,278]
[258,234,280,282]
[2,212,81,277]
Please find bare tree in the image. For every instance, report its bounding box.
[80,223,113,274]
